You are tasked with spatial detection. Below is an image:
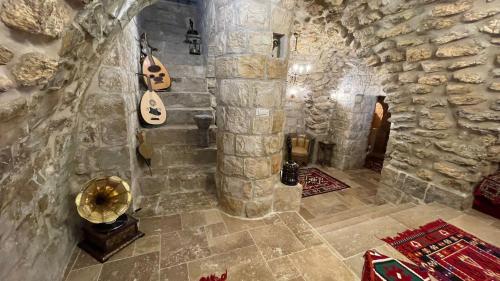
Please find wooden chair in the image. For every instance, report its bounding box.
[288,133,315,166]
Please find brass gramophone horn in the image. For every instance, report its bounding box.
[75,176,132,224]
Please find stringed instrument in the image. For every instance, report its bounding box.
[139,75,167,126]
[136,130,154,175]
[140,33,171,91]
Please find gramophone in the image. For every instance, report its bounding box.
[75,176,144,262]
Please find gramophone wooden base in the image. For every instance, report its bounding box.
[78,214,144,263]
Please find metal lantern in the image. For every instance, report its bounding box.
[281,160,299,186]
[281,135,300,186]
[185,18,201,55]
[189,38,201,55]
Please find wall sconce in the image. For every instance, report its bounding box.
[289,63,312,84]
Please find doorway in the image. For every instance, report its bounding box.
[364,96,391,173]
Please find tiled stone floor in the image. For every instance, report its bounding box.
[64,167,500,281]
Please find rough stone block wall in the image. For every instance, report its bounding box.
[0,0,153,280]
[73,20,142,209]
[285,32,340,140]
[333,0,500,208]
[285,13,385,168]
[329,64,384,169]
[205,0,297,218]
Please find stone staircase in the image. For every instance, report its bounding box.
[309,203,416,234]
[135,0,217,216]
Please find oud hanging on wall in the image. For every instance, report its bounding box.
[140,33,171,91]
[138,74,167,126]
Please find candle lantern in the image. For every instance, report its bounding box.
[189,39,201,55]
[185,18,201,55]
[281,135,300,186]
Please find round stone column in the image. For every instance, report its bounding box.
[213,0,294,217]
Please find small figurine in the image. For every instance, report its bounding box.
[187,19,199,35]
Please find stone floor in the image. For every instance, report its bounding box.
[63,167,500,281]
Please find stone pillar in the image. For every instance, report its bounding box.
[213,0,294,218]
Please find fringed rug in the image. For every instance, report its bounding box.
[382,219,500,281]
[362,250,430,281]
[298,167,350,198]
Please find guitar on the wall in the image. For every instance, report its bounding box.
[140,33,171,91]
[139,75,167,126]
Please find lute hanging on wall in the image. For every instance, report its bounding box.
[140,33,171,91]
[139,75,167,126]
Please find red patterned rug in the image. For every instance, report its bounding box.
[473,170,500,219]
[383,219,500,281]
[362,250,430,281]
[298,167,350,198]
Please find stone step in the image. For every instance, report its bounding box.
[315,203,416,234]
[166,107,214,125]
[163,145,216,166]
[144,124,216,146]
[136,190,217,217]
[138,165,216,196]
[148,145,216,169]
[160,92,211,108]
[142,28,187,44]
[160,52,204,67]
[167,65,206,78]
[148,39,189,56]
[309,204,378,228]
[140,6,198,30]
[168,77,207,92]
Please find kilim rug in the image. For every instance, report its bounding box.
[382,219,500,281]
[298,167,350,197]
[362,250,430,281]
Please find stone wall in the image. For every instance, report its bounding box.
[0,1,151,280]
[329,63,384,169]
[285,5,385,168]
[0,1,80,280]
[73,20,142,210]
[200,0,218,97]
[329,0,500,209]
[284,28,341,139]
[205,0,299,218]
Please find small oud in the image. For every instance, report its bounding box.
[140,33,171,91]
[139,76,167,126]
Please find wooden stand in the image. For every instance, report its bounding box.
[78,214,144,263]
